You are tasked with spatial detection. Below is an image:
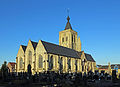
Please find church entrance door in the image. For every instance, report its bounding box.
[27,64,32,76]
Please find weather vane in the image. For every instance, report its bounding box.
[67,8,70,16]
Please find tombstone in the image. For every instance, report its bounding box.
[93,75,99,80]
[101,70,105,75]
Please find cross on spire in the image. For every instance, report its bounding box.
[67,8,70,16]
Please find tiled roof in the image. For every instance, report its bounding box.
[9,62,16,66]
[85,53,95,62]
[41,40,80,58]
[21,45,27,52]
[31,41,38,50]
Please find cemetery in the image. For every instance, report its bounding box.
[0,62,120,87]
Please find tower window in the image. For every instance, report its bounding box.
[62,38,64,42]
[66,37,68,41]
[72,34,73,42]
[74,35,75,42]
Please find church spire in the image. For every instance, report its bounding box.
[65,16,72,30]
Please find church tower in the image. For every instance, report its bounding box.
[59,16,81,51]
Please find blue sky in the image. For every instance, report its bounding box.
[0,0,120,67]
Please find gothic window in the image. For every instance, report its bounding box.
[74,35,75,42]
[28,51,32,65]
[64,58,66,69]
[58,57,61,70]
[59,57,63,71]
[55,56,57,68]
[72,34,73,43]
[82,59,85,71]
[91,63,92,70]
[75,60,78,71]
[82,66,84,71]
[48,55,50,69]
[68,58,71,70]
[20,58,23,69]
[49,55,53,70]
[38,54,43,68]
[87,62,89,71]
[72,34,74,49]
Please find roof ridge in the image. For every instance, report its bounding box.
[21,45,27,52]
[31,40,38,44]
[21,45,27,47]
[31,40,38,50]
[41,40,77,52]
[41,40,80,58]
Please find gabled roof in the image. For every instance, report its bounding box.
[85,53,95,62]
[41,40,80,58]
[31,41,38,50]
[65,16,72,30]
[21,45,27,52]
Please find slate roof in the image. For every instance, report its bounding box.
[21,45,27,52]
[41,40,80,58]
[31,41,38,50]
[20,40,95,61]
[65,16,72,30]
[85,53,95,62]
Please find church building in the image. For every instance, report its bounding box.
[16,16,96,75]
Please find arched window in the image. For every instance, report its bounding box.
[20,58,23,69]
[62,38,64,42]
[74,35,76,42]
[72,34,73,43]
[75,60,78,72]
[39,54,43,68]
[91,63,92,71]
[49,55,53,70]
[28,51,32,65]
[55,56,57,68]
[59,57,63,71]
[68,58,71,70]
[72,34,74,49]
[82,59,85,71]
